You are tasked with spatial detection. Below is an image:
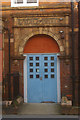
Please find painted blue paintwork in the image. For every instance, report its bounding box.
[27,54,57,103]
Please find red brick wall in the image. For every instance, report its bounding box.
[2,5,79,104]
[60,60,72,100]
[0,33,2,82]
[3,40,15,99]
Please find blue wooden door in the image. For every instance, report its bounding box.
[42,55,57,102]
[27,54,57,103]
[27,55,42,103]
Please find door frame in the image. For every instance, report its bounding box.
[23,53,61,103]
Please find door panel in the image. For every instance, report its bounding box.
[27,55,43,103]
[42,55,57,102]
[27,54,57,103]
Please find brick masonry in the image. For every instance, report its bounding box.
[2,2,79,105]
[0,34,2,83]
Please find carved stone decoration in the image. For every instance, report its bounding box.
[14,17,68,27]
[13,15,70,56]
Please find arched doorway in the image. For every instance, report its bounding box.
[23,34,60,103]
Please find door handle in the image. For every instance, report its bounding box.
[40,77,42,80]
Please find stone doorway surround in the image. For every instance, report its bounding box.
[13,14,70,101]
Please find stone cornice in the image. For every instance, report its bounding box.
[11,11,71,18]
[1,3,71,11]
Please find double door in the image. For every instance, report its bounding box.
[27,54,57,103]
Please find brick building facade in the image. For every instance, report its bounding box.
[1,1,79,105]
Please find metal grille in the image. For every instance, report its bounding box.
[27,0,37,3]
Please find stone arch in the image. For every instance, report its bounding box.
[24,34,60,53]
[19,30,64,54]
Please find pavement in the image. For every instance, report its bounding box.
[2,103,79,120]
[2,102,80,115]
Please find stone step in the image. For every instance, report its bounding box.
[18,103,61,115]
